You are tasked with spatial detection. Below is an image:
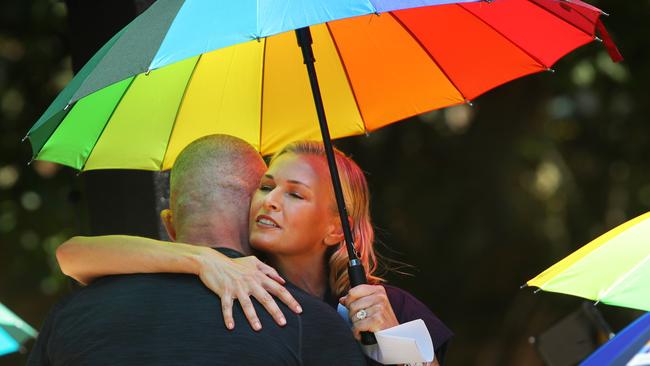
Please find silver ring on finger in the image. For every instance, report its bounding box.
[355,309,368,321]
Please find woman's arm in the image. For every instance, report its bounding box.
[57,235,210,285]
[56,236,302,330]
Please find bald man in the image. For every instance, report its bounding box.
[28,135,365,366]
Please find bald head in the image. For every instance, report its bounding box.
[167,135,266,245]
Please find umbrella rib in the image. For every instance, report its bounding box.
[388,11,468,102]
[159,54,204,170]
[324,22,368,132]
[526,0,598,38]
[258,37,267,154]
[79,77,137,172]
[456,4,549,69]
[598,252,650,305]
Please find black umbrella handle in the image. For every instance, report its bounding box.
[296,26,376,346]
[348,260,378,345]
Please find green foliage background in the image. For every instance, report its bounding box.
[1,0,648,365]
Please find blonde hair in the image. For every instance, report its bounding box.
[271,141,383,297]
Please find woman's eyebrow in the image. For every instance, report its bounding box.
[265,174,310,188]
[287,179,310,188]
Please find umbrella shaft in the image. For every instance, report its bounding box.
[296,27,377,346]
[295,27,359,265]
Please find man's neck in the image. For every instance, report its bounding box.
[176,210,251,255]
[176,222,251,254]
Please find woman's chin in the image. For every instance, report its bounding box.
[249,235,277,252]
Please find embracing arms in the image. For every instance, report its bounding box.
[56,236,302,329]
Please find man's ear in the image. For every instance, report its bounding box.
[160,209,177,241]
[323,215,351,246]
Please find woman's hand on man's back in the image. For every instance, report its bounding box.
[196,251,303,331]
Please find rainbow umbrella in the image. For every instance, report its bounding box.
[580,312,650,366]
[527,212,650,312]
[26,0,621,171]
[0,302,37,357]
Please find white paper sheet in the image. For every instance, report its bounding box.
[337,304,434,365]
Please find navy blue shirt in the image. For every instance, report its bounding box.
[27,248,366,366]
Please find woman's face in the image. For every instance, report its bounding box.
[249,153,339,257]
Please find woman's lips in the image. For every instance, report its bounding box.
[255,214,280,228]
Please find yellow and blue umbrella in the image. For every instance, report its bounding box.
[0,303,37,357]
[528,212,650,312]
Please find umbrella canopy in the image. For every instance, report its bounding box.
[580,312,650,366]
[0,302,37,357]
[527,212,650,312]
[27,0,621,171]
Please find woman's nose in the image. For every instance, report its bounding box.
[263,189,280,211]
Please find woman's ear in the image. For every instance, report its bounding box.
[160,209,177,241]
[323,215,352,246]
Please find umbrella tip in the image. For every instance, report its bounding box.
[594,36,603,43]
[520,283,529,289]
[64,103,71,111]
[601,10,610,16]
[145,69,151,76]
[22,134,29,142]
[533,288,542,294]
[465,99,474,107]
[27,157,35,166]
[547,68,556,73]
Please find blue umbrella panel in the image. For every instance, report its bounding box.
[580,312,650,366]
